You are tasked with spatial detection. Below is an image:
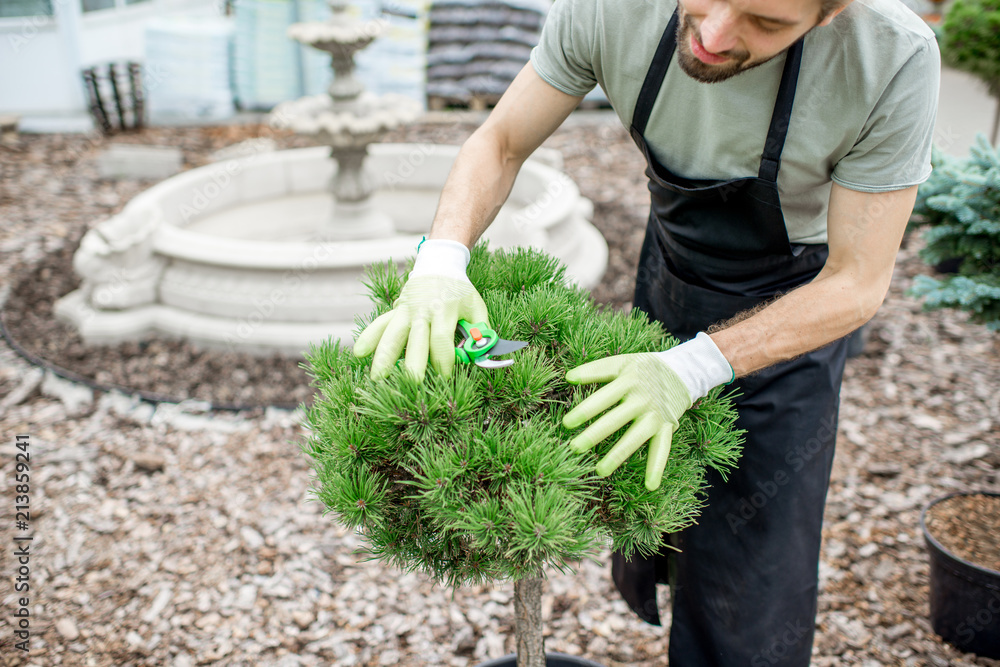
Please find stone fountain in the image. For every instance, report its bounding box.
[56,1,608,356]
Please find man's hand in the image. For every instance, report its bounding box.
[353,240,488,381]
[359,65,580,381]
[562,333,733,491]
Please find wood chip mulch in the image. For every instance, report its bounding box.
[0,116,998,666]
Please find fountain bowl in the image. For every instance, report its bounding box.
[55,143,608,356]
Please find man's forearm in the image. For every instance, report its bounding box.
[708,269,886,377]
[424,63,584,249]
[710,184,916,377]
[429,127,525,249]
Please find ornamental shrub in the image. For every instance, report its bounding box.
[300,244,744,661]
[910,135,1000,330]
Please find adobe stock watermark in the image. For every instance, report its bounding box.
[224,287,289,348]
[842,122,961,248]
[6,10,55,55]
[222,241,341,350]
[177,137,276,222]
[725,415,837,535]
[382,143,436,190]
[511,172,575,235]
[178,160,243,223]
[88,265,155,309]
[952,588,1000,647]
[378,106,483,191]
[750,618,811,666]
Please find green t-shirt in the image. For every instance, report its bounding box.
[529,0,940,244]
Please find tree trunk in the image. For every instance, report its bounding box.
[514,575,545,667]
[991,96,999,147]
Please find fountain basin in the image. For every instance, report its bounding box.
[56,143,608,356]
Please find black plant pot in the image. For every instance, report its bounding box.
[933,257,963,275]
[920,492,1000,659]
[477,652,606,667]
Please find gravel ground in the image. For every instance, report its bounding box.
[0,116,998,666]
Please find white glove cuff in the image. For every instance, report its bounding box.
[654,332,735,404]
[410,238,472,282]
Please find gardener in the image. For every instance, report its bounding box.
[354,0,940,663]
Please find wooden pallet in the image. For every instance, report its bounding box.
[427,94,612,112]
[577,97,613,110]
[427,93,503,111]
[427,92,613,112]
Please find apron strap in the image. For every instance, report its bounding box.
[757,38,804,182]
[631,9,679,138]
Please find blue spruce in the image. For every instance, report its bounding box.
[911,134,1000,330]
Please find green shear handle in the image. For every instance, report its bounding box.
[455,319,500,364]
[455,320,528,368]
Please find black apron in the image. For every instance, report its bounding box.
[612,11,849,667]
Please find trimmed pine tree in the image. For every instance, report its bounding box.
[301,244,744,666]
[910,135,1000,330]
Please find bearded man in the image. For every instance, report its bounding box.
[354,0,940,663]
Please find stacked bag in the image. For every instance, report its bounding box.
[425,0,549,106]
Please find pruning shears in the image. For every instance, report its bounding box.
[455,319,528,369]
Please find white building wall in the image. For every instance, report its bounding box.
[0,19,83,115]
[0,0,223,125]
[80,0,219,64]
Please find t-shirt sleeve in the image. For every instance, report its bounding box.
[529,0,598,97]
[831,38,941,193]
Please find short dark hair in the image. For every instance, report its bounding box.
[819,0,848,19]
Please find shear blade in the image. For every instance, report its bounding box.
[474,357,515,369]
[487,339,528,357]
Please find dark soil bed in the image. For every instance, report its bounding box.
[1,232,313,409]
[925,493,1000,573]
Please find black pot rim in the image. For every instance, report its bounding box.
[475,651,606,667]
[920,490,1000,581]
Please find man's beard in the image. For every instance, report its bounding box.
[674,11,779,83]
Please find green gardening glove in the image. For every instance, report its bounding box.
[562,333,734,491]
[353,240,489,381]
[563,354,691,491]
